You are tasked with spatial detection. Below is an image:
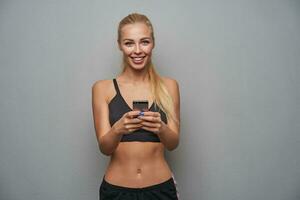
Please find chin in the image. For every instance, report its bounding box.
[130,64,147,71]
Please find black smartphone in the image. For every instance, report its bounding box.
[132,100,149,111]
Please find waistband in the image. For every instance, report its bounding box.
[101,176,175,192]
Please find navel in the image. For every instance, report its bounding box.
[137,168,142,174]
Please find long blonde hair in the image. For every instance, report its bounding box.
[117,13,176,122]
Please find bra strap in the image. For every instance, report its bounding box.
[112,79,120,94]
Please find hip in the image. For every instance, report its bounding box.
[100,174,179,200]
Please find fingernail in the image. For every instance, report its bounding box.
[139,111,144,116]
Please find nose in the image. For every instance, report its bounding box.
[133,44,141,54]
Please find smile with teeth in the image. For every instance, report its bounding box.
[131,56,146,64]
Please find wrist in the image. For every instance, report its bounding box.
[158,121,167,135]
[111,125,122,137]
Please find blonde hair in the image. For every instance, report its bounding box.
[117,13,176,122]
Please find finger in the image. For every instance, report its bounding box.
[125,124,143,131]
[126,118,142,124]
[141,121,161,128]
[140,111,160,117]
[138,116,161,123]
[140,126,159,134]
[126,111,141,119]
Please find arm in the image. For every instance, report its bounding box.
[92,80,121,155]
[157,121,179,151]
[158,78,180,151]
[92,80,142,155]
[139,78,180,151]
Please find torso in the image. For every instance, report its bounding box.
[103,77,173,188]
[104,142,173,187]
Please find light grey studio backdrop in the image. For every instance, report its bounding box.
[0,1,299,200]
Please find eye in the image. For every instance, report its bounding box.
[124,42,133,46]
[142,40,150,45]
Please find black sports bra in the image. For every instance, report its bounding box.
[108,78,167,142]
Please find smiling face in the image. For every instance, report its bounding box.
[118,22,154,71]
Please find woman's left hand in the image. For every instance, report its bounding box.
[137,111,165,134]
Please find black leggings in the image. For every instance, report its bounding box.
[99,176,179,200]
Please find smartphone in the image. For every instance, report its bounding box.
[132,100,149,111]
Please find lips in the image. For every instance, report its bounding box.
[131,56,146,64]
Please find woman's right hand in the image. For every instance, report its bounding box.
[112,111,143,136]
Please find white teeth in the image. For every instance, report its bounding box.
[132,56,145,64]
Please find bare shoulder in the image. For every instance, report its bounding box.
[92,79,111,89]
[161,76,179,91]
[161,76,180,124]
[92,79,115,103]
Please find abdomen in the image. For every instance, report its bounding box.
[104,142,173,188]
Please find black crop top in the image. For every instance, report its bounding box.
[108,78,167,142]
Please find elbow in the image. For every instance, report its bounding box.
[98,140,113,156]
[166,139,179,151]
[99,145,113,156]
[102,151,113,156]
[166,146,177,151]
[163,131,180,151]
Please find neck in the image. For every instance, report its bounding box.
[120,64,151,83]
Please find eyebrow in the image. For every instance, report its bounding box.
[122,37,151,42]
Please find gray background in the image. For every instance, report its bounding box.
[0,1,299,200]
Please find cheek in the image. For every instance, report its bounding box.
[121,44,154,55]
[121,48,133,55]
[143,46,154,54]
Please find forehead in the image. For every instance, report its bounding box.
[120,23,152,40]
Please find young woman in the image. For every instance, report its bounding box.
[92,13,180,200]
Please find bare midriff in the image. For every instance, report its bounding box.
[104,142,173,188]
